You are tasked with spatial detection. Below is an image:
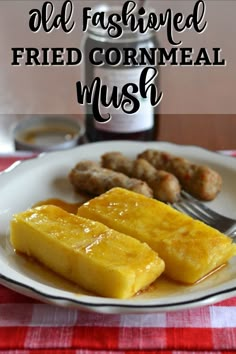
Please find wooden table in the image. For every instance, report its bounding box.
[0,114,236,153]
[158,115,236,151]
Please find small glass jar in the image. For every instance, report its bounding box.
[13,116,85,152]
[83,3,160,142]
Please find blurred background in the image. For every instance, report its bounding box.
[0,0,235,151]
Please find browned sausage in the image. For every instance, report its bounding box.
[138,149,222,201]
[101,152,181,203]
[69,160,153,198]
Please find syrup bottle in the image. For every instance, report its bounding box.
[83,3,160,141]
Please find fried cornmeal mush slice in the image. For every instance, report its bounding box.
[77,187,236,284]
[10,205,164,299]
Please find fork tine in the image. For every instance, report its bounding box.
[229,229,236,237]
[172,203,198,220]
[173,191,236,234]
[173,202,215,225]
[180,200,214,222]
[177,191,219,224]
[181,191,225,220]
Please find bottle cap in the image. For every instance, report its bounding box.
[13,116,85,152]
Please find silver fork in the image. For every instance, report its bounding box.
[172,191,236,236]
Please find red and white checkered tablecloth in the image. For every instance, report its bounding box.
[0,153,236,353]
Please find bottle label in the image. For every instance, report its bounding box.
[94,67,154,133]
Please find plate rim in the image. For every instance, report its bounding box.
[1,271,236,313]
[1,140,236,180]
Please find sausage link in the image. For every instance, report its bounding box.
[138,149,222,201]
[102,152,181,203]
[69,160,153,198]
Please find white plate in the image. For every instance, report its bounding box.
[1,141,236,314]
